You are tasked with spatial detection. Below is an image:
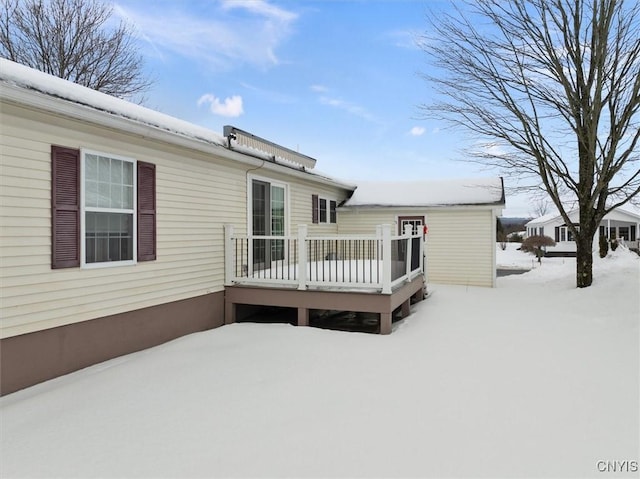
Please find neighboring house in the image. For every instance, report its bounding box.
[337,178,505,287]
[525,207,640,253]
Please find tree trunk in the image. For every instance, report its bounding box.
[575,236,594,288]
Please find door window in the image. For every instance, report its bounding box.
[251,179,287,269]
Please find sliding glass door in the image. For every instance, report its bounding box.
[252,179,286,270]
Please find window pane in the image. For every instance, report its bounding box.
[271,185,284,202]
[271,186,285,236]
[111,159,123,184]
[252,181,267,236]
[319,199,327,223]
[86,155,98,181]
[85,180,98,208]
[86,212,96,233]
[123,185,133,209]
[96,237,109,262]
[619,227,629,240]
[111,183,123,209]
[330,200,337,223]
[85,237,95,263]
[98,156,110,182]
[123,161,134,186]
[98,182,110,208]
[85,212,133,264]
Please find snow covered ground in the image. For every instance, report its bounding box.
[1,247,638,478]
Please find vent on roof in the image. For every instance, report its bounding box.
[224,125,316,170]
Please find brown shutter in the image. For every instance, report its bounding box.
[51,146,80,269]
[312,194,319,224]
[137,161,156,261]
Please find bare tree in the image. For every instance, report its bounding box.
[531,198,550,218]
[419,0,640,288]
[0,0,151,99]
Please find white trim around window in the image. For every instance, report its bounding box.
[246,174,290,237]
[80,149,137,268]
[317,196,337,224]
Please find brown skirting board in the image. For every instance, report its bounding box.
[0,292,225,396]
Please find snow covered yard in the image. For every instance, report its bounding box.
[1,249,638,478]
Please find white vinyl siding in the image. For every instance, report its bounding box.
[0,101,353,339]
[0,103,236,338]
[425,209,495,287]
[338,207,497,287]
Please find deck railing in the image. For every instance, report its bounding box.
[225,224,424,294]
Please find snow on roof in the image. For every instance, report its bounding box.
[0,59,356,188]
[0,58,227,147]
[525,211,562,226]
[341,177,504,208]
[618,203,640,218]
[526,204,640,226]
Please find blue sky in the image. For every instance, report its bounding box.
[114,0,530,216]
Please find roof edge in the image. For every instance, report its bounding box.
[1,76,355,191]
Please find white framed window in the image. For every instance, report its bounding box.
[559,225,578,241]
[317,196,337,224]
[81,150,137,267]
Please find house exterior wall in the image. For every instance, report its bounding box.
[1,101,241,340]
[425,208,496,287]
[0,96,351,393]
[338,206,498,287]
[1,100,350,341]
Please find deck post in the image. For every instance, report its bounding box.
[298,224,308,290]
[401,298,411,318]
[404,223,413,278]
[420,228,425,276]
[380,312,392,334]
[224,224,234,285]
[224,300,236,324]
[381,224,392,294]
[297,307,309,327]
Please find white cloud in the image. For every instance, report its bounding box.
[240,82,296,104]
[386,29,420,50]
[409,126,426,136]
[221,0,298,23]
[115,1,298,70]
[319,96,379,123]
[310,84,328,93]
[197,94,244,117]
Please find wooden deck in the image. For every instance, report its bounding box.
[225,274,426,334]
[224,224,427,334]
